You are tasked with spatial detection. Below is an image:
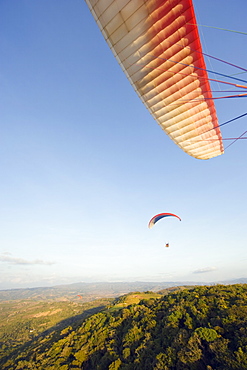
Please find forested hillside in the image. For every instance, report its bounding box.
[0,298,113,363]
[1,285,247,369]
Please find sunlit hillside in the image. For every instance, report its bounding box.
[1,285,247,369]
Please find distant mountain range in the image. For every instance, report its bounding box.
[0,278,246,301]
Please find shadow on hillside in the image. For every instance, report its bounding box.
[0,304,106,366]
[41,304,105,336]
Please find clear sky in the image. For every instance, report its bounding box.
[0,0,246,289]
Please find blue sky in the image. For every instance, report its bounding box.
[0,0,246,289]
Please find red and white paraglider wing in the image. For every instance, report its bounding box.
[85,0,224,159]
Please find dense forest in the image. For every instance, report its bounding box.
[1,284,247,369]
[0,298,113,363]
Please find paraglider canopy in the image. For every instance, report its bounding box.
[148,213,181,229]
[85,0,224,159]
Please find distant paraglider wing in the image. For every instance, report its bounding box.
[85,0,224,159]
[148,213,181,229]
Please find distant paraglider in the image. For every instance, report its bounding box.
[148,213,181,229]
[77,294,83,299]
[148,213,181,247]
